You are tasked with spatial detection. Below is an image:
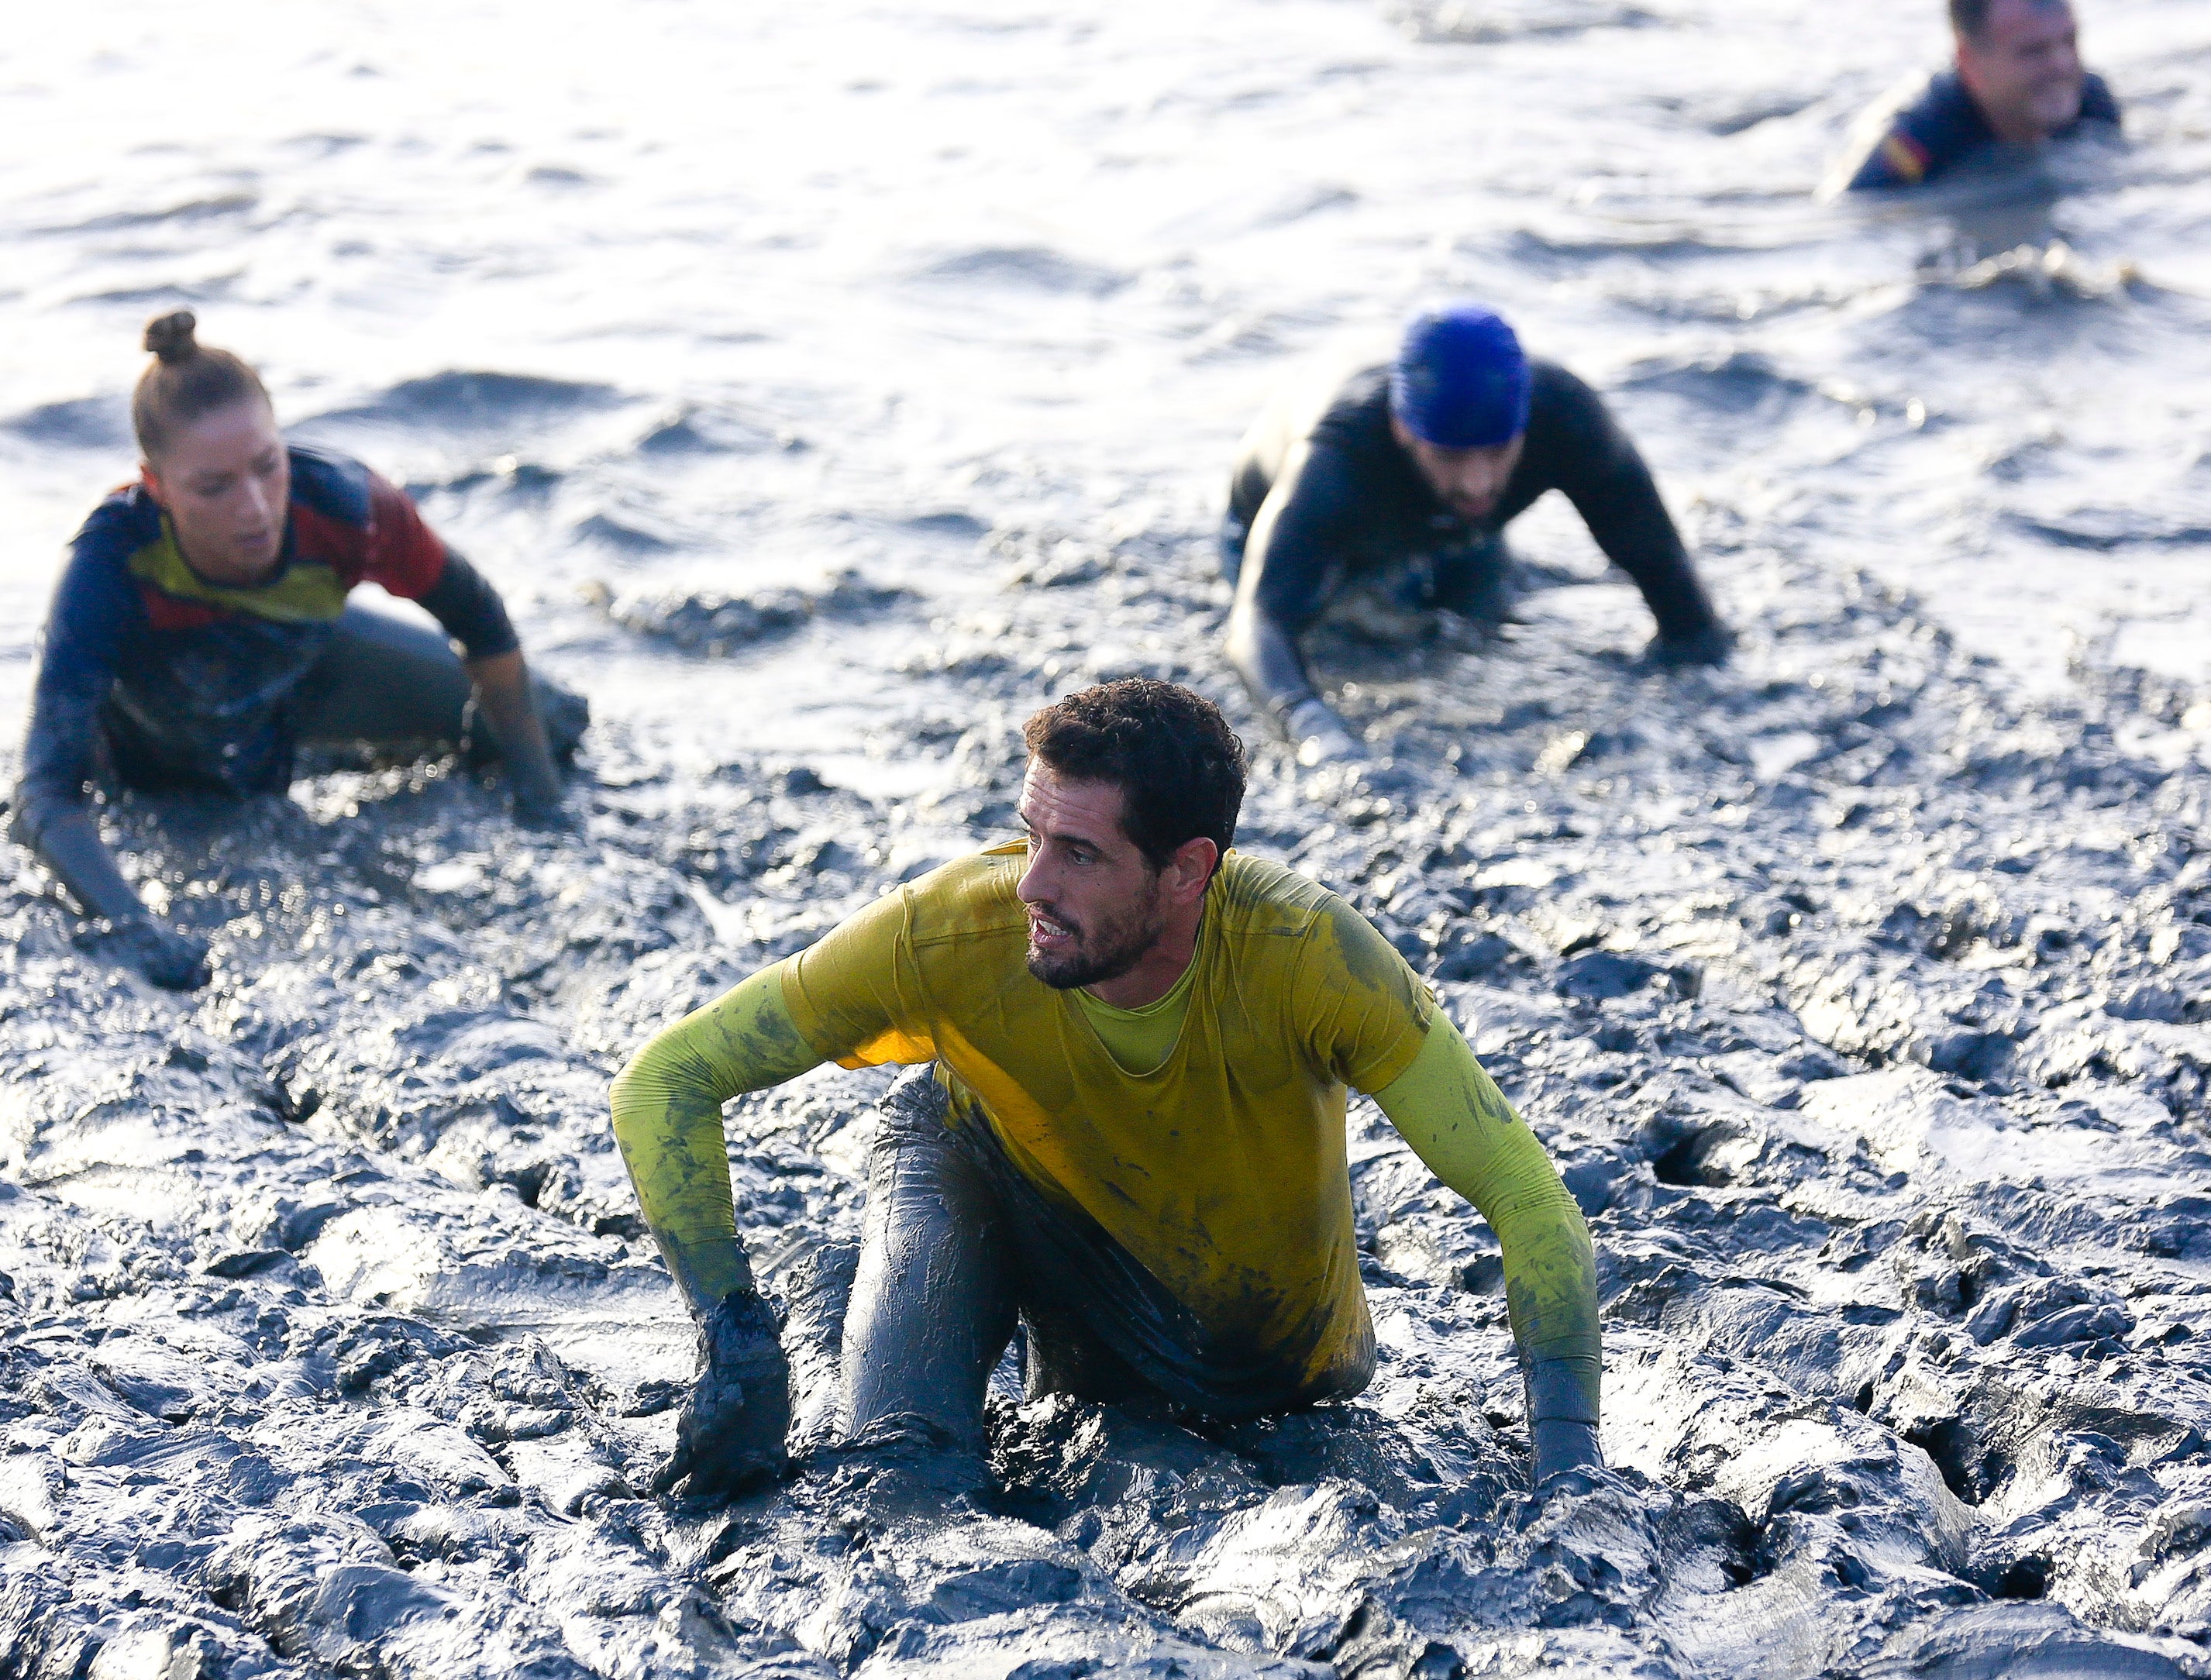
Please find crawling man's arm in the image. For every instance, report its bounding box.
[611,964,826,1495]
[1372,1012,1603,1485]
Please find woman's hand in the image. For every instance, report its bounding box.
[99,917,212,991]
[464,650,568,822]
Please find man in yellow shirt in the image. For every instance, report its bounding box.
[611,679,1601,1496]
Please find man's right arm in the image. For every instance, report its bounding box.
[609,963,826,1496]
[611,883,918,1496]
[1224,442,1366,763]
[610,963,828,1317]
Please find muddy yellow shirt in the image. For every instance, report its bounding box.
[772,845,1424,1389]
[612,844,1600,1415]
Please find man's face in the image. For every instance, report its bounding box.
[1391,415,1526,524]
[1958,0,2084,141]
[142,399,290,584]
[1015,761,1166,990]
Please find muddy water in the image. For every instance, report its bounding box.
[6,2,2211,1676]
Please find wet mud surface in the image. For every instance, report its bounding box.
[7,0,2211,1675]
[8,525,2211,1678]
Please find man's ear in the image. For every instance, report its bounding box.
[1166,836,1220,904]
[139,463,164,506]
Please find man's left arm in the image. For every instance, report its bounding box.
[1539,369,1731,666]
[1370,1012,1604,1484]
[2078,73,2121,131]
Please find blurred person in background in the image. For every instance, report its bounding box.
[1222,303,1731,766]
[12,312,586,991]
[1833,0,2119,194]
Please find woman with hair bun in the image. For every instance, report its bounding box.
[14,311,587,990]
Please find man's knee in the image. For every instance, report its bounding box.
[843,1069,1012,1446]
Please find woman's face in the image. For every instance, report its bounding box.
[142,399,290,584]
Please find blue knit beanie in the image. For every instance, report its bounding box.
[1390,304,1531,449]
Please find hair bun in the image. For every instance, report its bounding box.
[142,310,199,364]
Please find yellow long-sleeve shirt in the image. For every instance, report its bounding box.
[611,845,1599,1414]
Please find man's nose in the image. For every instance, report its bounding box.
[1016,855,1054,904]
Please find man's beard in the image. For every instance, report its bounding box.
[1025,886,1163,990]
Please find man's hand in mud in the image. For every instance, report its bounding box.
[654,1288,793,1499]
[94,917,212,992]
[1287,697,1366,766]
[1531,1416,1605,1488]
[1643,620,1734,671]
[511,786,576,832]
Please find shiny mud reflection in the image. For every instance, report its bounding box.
[9,540,2211,1675]
[5,0,2211,1675]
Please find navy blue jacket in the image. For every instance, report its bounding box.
[1845,69,2120,191]
[17,444,514,836]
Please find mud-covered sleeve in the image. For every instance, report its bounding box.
[609,964,828,1308]
[2079,73,2121,130]
[1535,367,1720,642]
[15,539,139,844]
[415,550,520,660]
[1375,1014,1601,1403]
[1240,441,1366,636]
[778,886,938,1069]
[1302,896,1433,1095]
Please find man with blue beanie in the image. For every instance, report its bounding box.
[1223,304,1731,763]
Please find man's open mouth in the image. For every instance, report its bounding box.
[1030,911,1079,947]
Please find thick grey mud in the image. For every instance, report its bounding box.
[9,503,2211,1678]
[6,0,2211,1675]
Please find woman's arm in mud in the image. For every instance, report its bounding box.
[22,807,150,925]
[465,649,563,818]
[414,550,564,819]
[610,963,828,1319]
[1373,1014,1601,1421]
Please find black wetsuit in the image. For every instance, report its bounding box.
[1224,360,1725,721]
[15,442,584,858]
[1841,69,2120,192]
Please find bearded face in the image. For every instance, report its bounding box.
[1014,763,1173,992]
[1023,864,1166,990]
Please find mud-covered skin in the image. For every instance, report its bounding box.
[5,532,2211,1678]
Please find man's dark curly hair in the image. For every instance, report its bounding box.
[1022,679,1247,876]
[1951,0,2066,40]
